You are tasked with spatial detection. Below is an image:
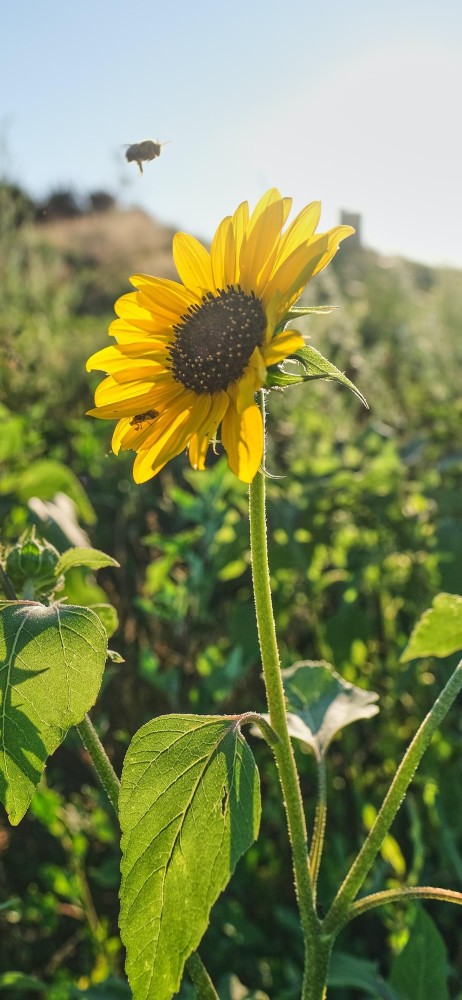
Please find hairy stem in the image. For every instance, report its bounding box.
[249,393,324,1000]
[309,757,327,900]
[76,713,120,812]
[186,953,220,1000]
[323,657,462,935]
[340,885,462,930]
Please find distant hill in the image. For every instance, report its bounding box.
[35,206,178,281]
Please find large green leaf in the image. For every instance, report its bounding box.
[119,714,261,1000]
[0,601,107,824]
[389,908,449,1000]
[401,593,462,661]
[282,660,379,760]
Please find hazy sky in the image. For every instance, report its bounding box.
[2,0,461,266]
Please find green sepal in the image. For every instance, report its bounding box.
[266,344,368,407]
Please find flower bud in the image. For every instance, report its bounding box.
[5,528,63,599]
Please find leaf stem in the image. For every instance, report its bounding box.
[339,885,462,930]
[76,713,120,812]
[309,757,327,900]
[249,393,323,999]
[323,657,462,936]
[185,953,220,1000]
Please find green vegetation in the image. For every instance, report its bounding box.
[1,183,462,998]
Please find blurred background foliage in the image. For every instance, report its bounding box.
[1,181,462,999]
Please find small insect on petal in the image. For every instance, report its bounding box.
[125,139,167,174]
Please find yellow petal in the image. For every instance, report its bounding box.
[281,197,293,226]
[221,401,263,483]
[172,233,214,291]
[112,415,158,454]
[133,395,210,483]
[188,390,229,470]
[262,236,329,312]
[239,198,285,295]
[274,201,321,268]
[310,225,355,277]
[114,293,163,333]
[246,188,282,233]
[108,318,171,342]
[231,349,265,412]
[130,275,196,315]
[263,330,304,366]
[188,432,210,472]
[211,216,235,288]
[94,375,160,407]
[231,200,249,266]
[87,346,167,374]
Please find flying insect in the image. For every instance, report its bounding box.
[124,139,169,174]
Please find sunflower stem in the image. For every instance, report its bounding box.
[249,392,326,1000]
[76,714,120,813]
[323,656,462,937]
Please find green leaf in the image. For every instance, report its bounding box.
[0,972,48,994]
[401,593,462,661]
[266,344,368,407]
[11,459,96,524]
[0,601,107,824]
[87,603,119,639]
[55,547,119,575]
[328,952,399,999]
[282,660,379,760]
[389,908,449,1000]
[119,714,261,1000]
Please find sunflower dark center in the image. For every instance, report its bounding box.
[168,286,267,393]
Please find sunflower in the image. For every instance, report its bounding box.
[86,189,353,483]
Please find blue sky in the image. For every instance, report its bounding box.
[2,0,462,265]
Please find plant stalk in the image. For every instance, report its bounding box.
[309,757,327,900]
[77,713,120,812]
[186,953,220,1000]
[341,885,462,929]
[323,657,462,936]
[249,393,325,1000]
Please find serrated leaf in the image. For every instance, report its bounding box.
[282,660,379,760]
[389,908,449,1000]
[56,547,119,575]
[266,345,368,407]
[0,601,107,824]
[401,593,462,662]
[89,603,119,639]
[119,714,261,1000]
